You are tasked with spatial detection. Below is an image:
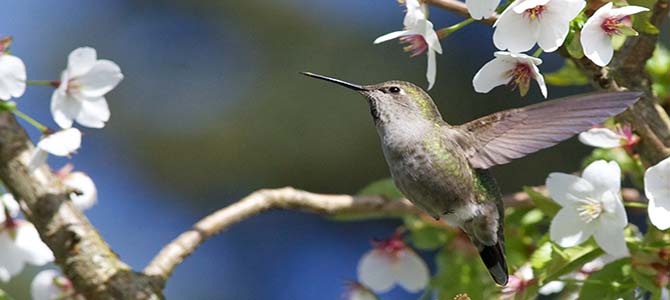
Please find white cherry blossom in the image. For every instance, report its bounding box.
[28,128,82,171]
[0,220,54,282]
[51,47,123,129]
[473,51,547,98]
[374,0,442,89]
[493,0,585,53]
[357,234,429,293]
[581,3,649,66]
[0,36,26,101]
[578,125,637,149]
[31,269,77,300]
[546,160,629,257]
[644,156,670,230]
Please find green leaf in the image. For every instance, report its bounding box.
[544,60,588,86]
[0,288,13,300]
[629,0,659,34]
[631,266,659,293]
[530,240,553,270]
[646,46,670,99]
[578,258,636,300]
[523,186,561,218]
[531,239,604,285]
[520,208,544,226]
[566,31,584,59]
[357,178,404,199]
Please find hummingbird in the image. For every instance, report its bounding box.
[302,72,641,286]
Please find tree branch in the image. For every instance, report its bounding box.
[144,185,643,281]
[0,112,163,300]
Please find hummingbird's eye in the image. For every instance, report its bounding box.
[389,86,401,94]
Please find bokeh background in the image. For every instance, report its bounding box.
[1,1,667,299]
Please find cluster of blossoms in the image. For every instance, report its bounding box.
[0,37,121,299]
[375,0,648,97]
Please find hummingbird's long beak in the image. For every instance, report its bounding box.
[301,72,367,91]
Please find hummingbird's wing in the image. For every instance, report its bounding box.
[456,92,641,169]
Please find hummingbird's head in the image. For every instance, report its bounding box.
[301,72,442,125]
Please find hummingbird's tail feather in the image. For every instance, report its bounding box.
[461,197,509,286]
[479,240,509,286]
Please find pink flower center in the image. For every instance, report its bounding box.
[506,63,533,96]
[601,16,631,35]
[3,208,16,230]
[524,5,545,20]
[400,34,429,57]
[372,234,407,258]
[66,79,82,95]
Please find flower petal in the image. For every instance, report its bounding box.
[581,160,621,196]
[550,207,594,247]
[63,172,97,210]
[472,56,514,93]
[610,5,649,18]
[357,250,395,293]
[645,157,670,230]
[74,96,110,128]
[546,173,594,207]
[50,91,79,129]
[0,55,27,100]
[466,0,500,20]
[426,49,436,90]
[0,194,20,223]
[578,128,623,148]
[493,6,539,52]
[37,128,82,156]
[67,47,97,78]
[78,60,124,98]
[537,0,585,52]
[599,190,628,227]
[393,249,429,292]
[374,30,411,44]
[14,223,54,266]
[31,270,64,300]
[581,15,613,66]
[27,149,49,172]
[0,230,26,282]
[593,222,629,258]
[539,281,566,295]
[529,63,547,98]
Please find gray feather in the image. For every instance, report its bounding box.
[457,92,642,169]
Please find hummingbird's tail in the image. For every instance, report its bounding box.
[478,239,508,286]
[462,200,509,286]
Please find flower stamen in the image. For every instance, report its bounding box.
[576,197,603,223]
[400,35,429,57]
[506,63,533,96]
[525,5,546,20]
